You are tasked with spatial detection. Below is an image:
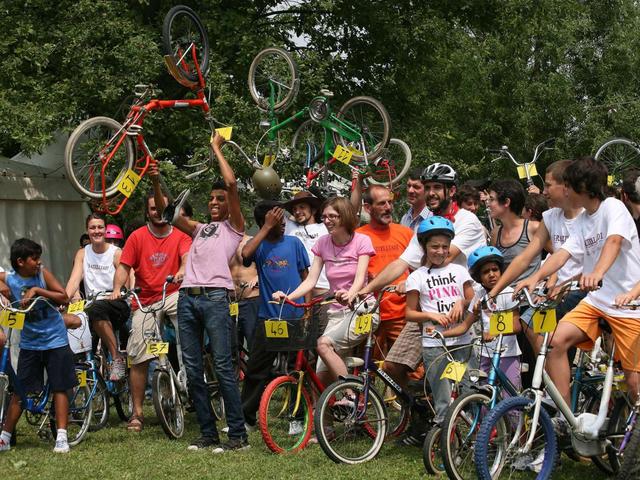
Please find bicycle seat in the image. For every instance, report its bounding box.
[598,318,612,334]
[319,88,334,97]
[468,368,488,380]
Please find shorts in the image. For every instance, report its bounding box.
[373,318,406,360]
[127,291,179,365]
[86,298,130,333]
[17,346,77,393]
[562,301,640,371]
[385,321,422,370]
[316,308,379,373]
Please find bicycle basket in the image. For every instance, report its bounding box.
[263,315,319,352]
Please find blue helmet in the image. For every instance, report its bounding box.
[417,216,455,243]
[467,246,504,281]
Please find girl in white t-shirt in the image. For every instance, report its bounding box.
[405,217,475,422]
[438,246,522,394]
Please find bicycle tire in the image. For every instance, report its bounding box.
[259,375,313,453]
[594,137,640,180]
[112,381,132,422]
[248,47,299,112]
[581,390,623,475]
[441,390,492,480]
[369,376,409,438]
[423,424,446,475]
[88,374,109,431]
[605,395,633,474]
[474,396,556,480]
[291,119,327,169]
[332,96,390,162]
[618,409,640,479]
[50,384,93,447]
[314,379,387,464]
[64,116,135,199]
[204,354,225,422]
[368,138,412,186]
[162,5,209,82]
[152,369,185,439]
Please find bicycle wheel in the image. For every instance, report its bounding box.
[88,374,109,431]
[112,381,132,422]
[423,424,446,475]
[291,119,327,168]
[162,5,209,81]
[368,138,412,186]
[204,354,225,422]
[369,376,409,438]
[474,396,557,480]
[618,409,640,479]
[152,369,185,439]
[50,384,92,447]
[595,137,640,181]
[332,96,390,162]
[606,396,635,475]
[64,116,135,199]
[259,375,313,453]
[314,379,387,464]
[441,390,492,480]
[248,47,299,112]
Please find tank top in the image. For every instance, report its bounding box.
[83,243,117,295]
[496,219,541,285]
[5,271,68,350]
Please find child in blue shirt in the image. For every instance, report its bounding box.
[0,238,74,453]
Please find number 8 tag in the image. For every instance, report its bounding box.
[489,311,514,336]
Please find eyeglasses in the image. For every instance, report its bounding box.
[321,214,340,221]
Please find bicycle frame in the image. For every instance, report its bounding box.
[283,350,325,418]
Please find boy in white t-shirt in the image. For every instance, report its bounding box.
[517,157,640,404]
[405,217,475,423]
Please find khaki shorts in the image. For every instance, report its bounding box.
[127,291,179,365]
[384,321,422,370]
[316,308,379,373]
[562,301,640,371]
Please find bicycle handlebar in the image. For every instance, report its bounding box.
[0,296,50,313]
[268,294,335,309]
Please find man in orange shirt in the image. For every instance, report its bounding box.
[357,185,413,357]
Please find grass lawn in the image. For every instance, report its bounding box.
[0,405,605,480]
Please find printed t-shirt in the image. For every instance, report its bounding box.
[401,208,487,269]
[405,263,474,347]
[561,197,640,318]
[249,235,310,319]
[5,271,68,350]
[120,225,192,308]
[182,221,243,290]
[312,233,376,310]
[285,219,330,290]
[357,223,413,321]
[469,286,521,358]
[542,207,584,283]
[83,243,118,296]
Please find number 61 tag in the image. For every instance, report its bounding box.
[354,314,372,335]
[441,361,467,382]
[489,311,514,336]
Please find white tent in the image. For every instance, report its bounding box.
[0,133,90,283]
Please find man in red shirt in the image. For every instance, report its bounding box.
[111,175,192,432]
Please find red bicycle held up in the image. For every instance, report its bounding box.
[64,5,213,214]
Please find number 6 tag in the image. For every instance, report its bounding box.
[489,311,514,336]
[441,361,467,382]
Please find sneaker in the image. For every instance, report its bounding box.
[552,416,570,446]
[53,439,70,453]
[0,438,10,452]
[395,430,427,447]
[212,437,250,454]
[288,420,304,436]
[110,356,126,381]
[221,422,256,434]
[187,436,220,451]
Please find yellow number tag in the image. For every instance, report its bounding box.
[146,342,169,355]
[67,300,85,314]
[354,314,372,335]
[441,361,467,382]
[0,311,25,330]
[116,169,142,198]
[608,175,616,186]
[127,356,132,368]
[76,370,87,387]
[263,154,275,167]
[265,320,289,338]
[516,164,538,179]
[489,311,514,336]
[214,126,233,141]
[533,309,557,333]
[333,145,354,164]
[229,302,239,316]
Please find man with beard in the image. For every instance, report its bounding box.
[356,185,413,356]
[400,168,432,231]
[358,163,486,446]
[111,174,192,432]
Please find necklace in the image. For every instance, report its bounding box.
[331,234,353,261]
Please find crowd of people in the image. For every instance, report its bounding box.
[2,131,640,466]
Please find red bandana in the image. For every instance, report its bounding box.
[443,201,459,222]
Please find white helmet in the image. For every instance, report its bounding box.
[421,163,457,185]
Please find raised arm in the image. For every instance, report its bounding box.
[241,208,283,267]
[212,133,244,232]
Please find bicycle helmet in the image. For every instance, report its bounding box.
[421,163,457,185]
[467,246,505,281]
[252,166,282,200]
[416,216,455,243]
[105,224,124,240]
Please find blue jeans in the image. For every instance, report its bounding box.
[178,289,246,440]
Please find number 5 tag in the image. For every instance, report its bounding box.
[354,314,372,335]
[0,311,25,330]
[76,370,87,387]
[489,311,514,336]
[441,361,467,382]
[533,309,557,333]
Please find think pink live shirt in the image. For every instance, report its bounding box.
[182,221,243,290]
[312,233,375,308]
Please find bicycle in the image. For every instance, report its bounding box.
[64,5,214,215]
[313,287,418,465]
[594,137,640,186]
[258,295,333,453]
[488,138,555,190]
[473,282,628,479]
[0,297,92,447]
